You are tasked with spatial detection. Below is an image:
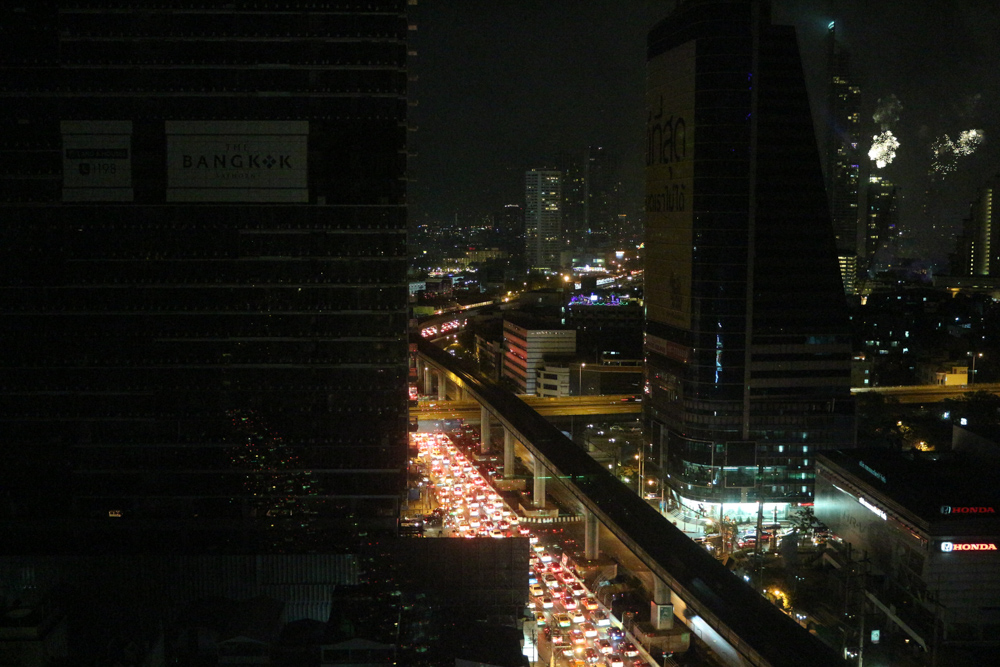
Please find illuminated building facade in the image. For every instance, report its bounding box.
[502,317,576,395]
[0,2,409,553]
[825,21,862,294]
[963,178,999,276]
[525,169,563,271]
[816,449,1000,654]
[643,0,854,519]
[862,174,898,278]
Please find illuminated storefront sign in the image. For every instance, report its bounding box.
[941,505,996,515]
[941,542,997,552]
[858,496,887,520]
[859,461,886,483]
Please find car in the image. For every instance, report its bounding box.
[580,622,597,638]
[591,609,610,627]
[582,596,599,610]
[555,613,573,628]
[534,612,547,626]
[541,595,554,609]
[559,646,575,658]
[571,583,586,596]
[571,609,586,624]
[526,598,536,610]
[630,660,646,667]
[597,638,613,655]
[530,584,544,597]
[529,572,538,585]
[490,529,504,538]
[621,642,639,657]
[571,628,587,645]
[519,526,531,536]
[563,596,578,610]
[584,647,601,664]
[550,628,564,645]
[608,627,625,641]
[605,654,625,667]
[560,571,576,584]
[543,573,558,585]
[539,551,554,562]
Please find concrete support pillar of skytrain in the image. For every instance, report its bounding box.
[584,509,599,560]
[422,364,433,395]
[651,576,675,630]
[533,457,546,507]
[504,429,516,478]
[480,405,491,454]
[437,371,447,401]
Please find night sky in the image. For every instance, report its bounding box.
[409,0,1000,268]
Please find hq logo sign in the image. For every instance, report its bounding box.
[941,506,996,515]
[941,541,997,552]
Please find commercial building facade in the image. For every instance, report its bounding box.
[643,0,854,520]
[815,450,1000,654]
[502,318,576,395]
[0,2,410,553]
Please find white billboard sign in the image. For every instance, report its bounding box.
[166,121,308,202]
[61,121,133,201]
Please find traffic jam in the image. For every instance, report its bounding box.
[412,431,651,667]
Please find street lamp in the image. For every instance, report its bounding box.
[579,362,586,396]
[970,352,983,385]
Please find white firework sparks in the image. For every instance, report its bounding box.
[955,129,983,156]
[868,130,899,169]
[930,129,984,175]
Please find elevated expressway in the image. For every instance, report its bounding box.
[852,382,1000,403]
[412,394,642,421]
[414,339,844,667]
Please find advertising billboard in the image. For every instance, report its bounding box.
[61,121,133,201]
[645,40,695,331]
[166,121,308,202]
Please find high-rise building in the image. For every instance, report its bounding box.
[561,154,587,243]
[825,21,862,294]
[583,145,622,245]
[0,2,410,554]
[525,169,562,271]
[643,0,854,521]
[863,174,898,278]
[962,177,999,276]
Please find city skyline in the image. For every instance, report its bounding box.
[409,0,1000,269]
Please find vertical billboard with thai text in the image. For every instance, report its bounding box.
[166,121,308,202]
[645,40,695,331]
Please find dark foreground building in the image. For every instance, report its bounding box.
[0,2,410,554]
[643,0,854,523]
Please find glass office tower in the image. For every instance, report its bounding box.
[0,2,410,553]
[643,0,854,520]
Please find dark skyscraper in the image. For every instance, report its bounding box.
[0,2,409,553]
[643,0,854,523]
[825,21,862,295]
